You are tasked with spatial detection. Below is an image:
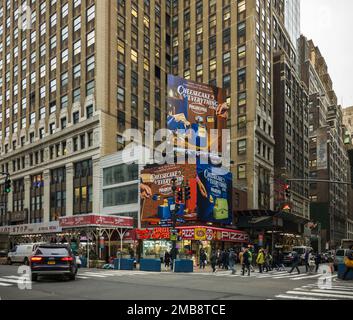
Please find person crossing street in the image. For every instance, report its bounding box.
[289,251,301,275]
[228,248,237,275]
[256,249,266,273]
[242,248,251,276]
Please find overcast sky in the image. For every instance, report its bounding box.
[301,0,353,108]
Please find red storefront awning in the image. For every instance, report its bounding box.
[59,214,134,229]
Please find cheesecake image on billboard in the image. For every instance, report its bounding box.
[167,75,229,153]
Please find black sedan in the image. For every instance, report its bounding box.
[30,244,78,281]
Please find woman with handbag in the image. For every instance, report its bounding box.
[343,246,353,280]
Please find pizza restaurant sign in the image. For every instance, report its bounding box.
[59,214,134,228]
[136,226,248,242]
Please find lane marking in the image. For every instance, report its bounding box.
[0,282,13,286]
[275,294,329,300]
[286,290,353,299]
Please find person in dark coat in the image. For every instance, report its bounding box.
[222,250,229,270]
[289,251,300,274]
[210,250,217,273]
[315,252,322,273]
[242,248,251,276]
[199,249,207,269]
[164,251,171,269]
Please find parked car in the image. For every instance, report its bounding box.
[334,249,350,271]
[7,243,44,265]
[30,244,78,281]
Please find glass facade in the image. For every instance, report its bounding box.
[285,0,300,49]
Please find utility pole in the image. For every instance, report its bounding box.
[171,177,178,271]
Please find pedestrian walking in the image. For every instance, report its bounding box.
[315,252,322,273]
[221,250,228,270]
[228,249,237,274]
[199,249,207,269]
[265,251,273,272]
[164,251,171,270]
[242,248,251,276]
[170,247,178,271]
[304,249,311,273]
[217,250,222,269]
[343,246,353,280]
[210,250,217,273]
[276,250,286,271]
[289,251,301,274]
[256,249,266,273]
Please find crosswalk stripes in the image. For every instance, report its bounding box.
[190,270,338,281]
[275,283,353,300]
[0,275,32,287]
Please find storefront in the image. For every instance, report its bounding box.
[236,210,309,252]
[135,226,249,264]
[58,214,134,265]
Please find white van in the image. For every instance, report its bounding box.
[7,243,44,265]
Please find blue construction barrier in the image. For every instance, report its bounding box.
[114,259,134,270]
[139,259,161,272]
[338,263,353,280]
[174,259,193,273]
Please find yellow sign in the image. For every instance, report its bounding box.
[194,228,206,241]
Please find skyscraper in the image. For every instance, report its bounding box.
[284,0,301,49]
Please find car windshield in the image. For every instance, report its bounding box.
[35,247,69,256]
[336,250,345,256]
[293,248,305,254]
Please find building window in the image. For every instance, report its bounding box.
[73,111,79,124]
[237,164,246,179]
[237,140,247,155]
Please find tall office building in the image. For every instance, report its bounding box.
[284,0,300,49]
[170,0,278,211]
[299,35,349,249]
[272,10,310,220]
[0,0,171,226]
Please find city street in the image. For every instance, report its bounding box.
[0,265,352,300]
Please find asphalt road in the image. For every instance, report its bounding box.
[0,264,352,300]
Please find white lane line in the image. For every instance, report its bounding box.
[0,282,13,286]
[0,277,30,284]
[303,285,353,291]
[307,289,353,296]
[3,276,23,279]
[286,290,353,299]
[290,274,324,281]
[76,276,89,279]
[275,294,330,300]
[80,273,107,278]
[272,274,302,279]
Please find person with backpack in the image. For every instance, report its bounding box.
[242,248,251,276]
[343,246,353,280]
[256,249,266,273]
[289,251,301,274]
[228,248,236,275]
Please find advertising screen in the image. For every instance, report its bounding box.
[167,75,228,154]
[140,163,233,226]
[140,164,198,225]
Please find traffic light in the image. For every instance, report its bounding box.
[176,187,183,203]
[4,177,11,193]
[184,184,191,201]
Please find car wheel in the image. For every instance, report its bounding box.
[7,258,12,265]
[23,258,29,266]
[68,273,76,281]
[31,274,38,282]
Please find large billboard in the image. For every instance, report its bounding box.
[167,75,228,154]
[140,162,233,226]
